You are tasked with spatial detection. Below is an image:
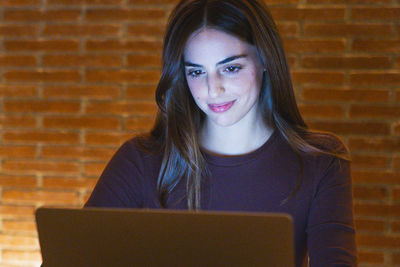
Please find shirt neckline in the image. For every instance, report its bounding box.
[202,129,279,167]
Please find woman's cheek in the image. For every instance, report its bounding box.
[188,80,206,100]
[188,85,201,101]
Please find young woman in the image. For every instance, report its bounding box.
[85,0,357,266]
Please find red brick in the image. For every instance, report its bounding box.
[129,0,177,3]
[41,146,115,160]
[269,7,345,21]
[0,175,37,188]
[393,188,400,201]
[396,89,400,103]
[307,0,391,4]
[349,137,400,152]
[353,185,388,200]
[0,146,36,158]
[126,54,161,68]
[276,22,299,37]
[352,8,400,21]
[2,250,41,262]
[2,160,80,174]
[352,40,400,53]
[85,101,157,116]
[86,70,160,83]
[394,156,400,170]
[263,0,300,3]
[84,132,134,145]
[3,10,80,21]
[2,190,79,205]
[302,88,389,103]
[350,105,400,118]
[3,220,37,232]
[355,218,385,232]
[0,25,38,37]
[0,234,38,248]
[4,100,80,113]
[298,104,344,118]
[286,56,296,67]
[393,253,400,265]
[43,177,97,189]
[351,154,390,169]
[394,123,400,136]
[0,85,37,97]
[0,0,39,5]
[43,54,121,67]
[357,234,400,249]
[43,24,120,36]
[0,55,37,67]
[0,205,35,217]
[43,85,120,99]
[395,57,400,68]
[43,116,120,130]
[352,171,400,184]
[283,39,346,53]
[357,251,384,265]
[307,121,389,135]
[48,0,122,4]
[126,117,155,130]
[85,40,162,52]
[392,221,400,232]
[4,70,81,83]
[291,71,345,85]
[126,85,156,99]
[350,72,400,86]
[354,203,400,217]
[301,56,391,69]
[304,23,392,37]
[84,162,107,176]
[126,24,165,38]
[3,130,79,144]
[4,40,79,52]
[85,8,165,21]
[0,115,37,128]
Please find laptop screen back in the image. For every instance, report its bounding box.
[36,207,294,267]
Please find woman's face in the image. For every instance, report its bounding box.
[183,28,264,128]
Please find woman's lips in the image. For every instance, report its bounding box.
[208,100,236,113]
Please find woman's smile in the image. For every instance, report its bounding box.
[208,100,236,113]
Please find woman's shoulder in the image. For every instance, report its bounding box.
[303,130,349,157]
[291,130,351,182]
[303,148,351,196]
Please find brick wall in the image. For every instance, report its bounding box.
[0,0,398,266]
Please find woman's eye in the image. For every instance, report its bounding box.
[187,69,204,78]
[225,66,241,73]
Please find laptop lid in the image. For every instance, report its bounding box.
[36,207,294,267]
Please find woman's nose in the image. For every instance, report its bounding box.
[206,74,225,98]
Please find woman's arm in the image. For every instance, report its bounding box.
[84,140,145,208]
[307,157,357,267]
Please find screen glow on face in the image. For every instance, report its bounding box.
[183,28,264,128]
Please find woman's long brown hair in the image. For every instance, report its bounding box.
[138,0,349,210]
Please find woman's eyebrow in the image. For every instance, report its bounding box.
[184,54,247,67]
[217,54,247,65]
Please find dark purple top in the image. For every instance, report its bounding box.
[85,130,357,266]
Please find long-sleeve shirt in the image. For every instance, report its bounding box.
[85,129,357,267]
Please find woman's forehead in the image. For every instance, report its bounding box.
[183,28,258,64]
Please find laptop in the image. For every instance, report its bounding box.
[35,207,294,267]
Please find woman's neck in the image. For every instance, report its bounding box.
[199,114,273,156]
